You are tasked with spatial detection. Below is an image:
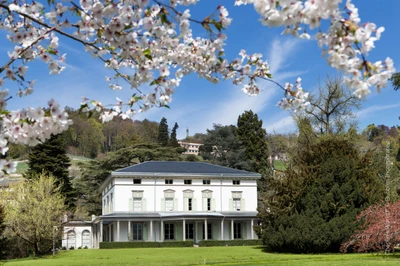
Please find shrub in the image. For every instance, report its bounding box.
[61,247,67,250]
[198,240,262,247]
[83,246,88,249]
[69,246,75,250]
[77,246,82,249]
[100,241,194,249]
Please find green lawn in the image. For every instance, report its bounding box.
[2,246,399,266]
[16,161,28,174]
[273,160,286,171]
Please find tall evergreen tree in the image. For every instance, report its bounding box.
[237,110,270,174]
[157,117,169,146]
[169,122,180,147]
[25,134,73,207]
[256,135,384,253]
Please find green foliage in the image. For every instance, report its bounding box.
[74,143,185,215]
[390,72,400,91]
[100,240,194,249]
[0,204,9,259]
[169,122,179,147]
[0,175,66,256]
[198,240,261,247]
[158,117,169,146]
[257,136,385,253]
[199,124,251,171]
[25,134,73,208]
[16,162,29,174]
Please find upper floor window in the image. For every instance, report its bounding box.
[165,179,173,184]
[203,180,210,185]
[188,198,193,211]
[233,180,240,185]
[165,198,174,211]
[133,179,142,184]
[133,198,142,211]
[233,198,241,211]
[207,198,211,211]
[184,179,192,185]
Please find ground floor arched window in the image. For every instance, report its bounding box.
[82,230,91,248]
[67,230,76,250]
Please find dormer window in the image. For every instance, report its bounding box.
[233,180,240,185]
[133,179,142,184]
[203,180,210,185]
[184,179,192,185]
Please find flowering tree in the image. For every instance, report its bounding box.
[340,201,400,253]
[0,0,395,174]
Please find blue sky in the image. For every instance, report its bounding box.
[2,0,400,139]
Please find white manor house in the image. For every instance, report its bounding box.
[62,161,261,249]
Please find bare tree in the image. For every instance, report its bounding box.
[305,75,362,135]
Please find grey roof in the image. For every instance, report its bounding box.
[113,161,260,177]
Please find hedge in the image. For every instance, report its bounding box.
[100,240,194,249]
[198,240,262,247]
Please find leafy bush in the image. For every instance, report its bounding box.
[198,240,262,247]
[69,246,75,250]
[100,241,194,249]
[61,247,67,250]
[83,246,88,249]
[77,246,82,249]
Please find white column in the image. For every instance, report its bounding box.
[251,219,254,239]
[194,221,198,243]
[160,220,164,241]
[109,224,112,242]
[231,220,234,240]
[128,221,131,241]
[220,220,224,240]
[204,219,208,240]
[117,221,120,242]
[150,220,153,241]
[100,221,103,243]
[183,219,186,241]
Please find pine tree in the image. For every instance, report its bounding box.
[25,134,73,207]
[237,110,270,174]
[169,122,179,147]
[157,117,169,146]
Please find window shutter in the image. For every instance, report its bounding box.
[161,198,165,211]
[174,198,178,211]
[211,198,216,211]
[129,198,133,212]
[229,198,233,211]
[192,199,197,211]
[142,198,147,212]
[202,198,207,211]
[241,199,245,211]
[184,198,188,211]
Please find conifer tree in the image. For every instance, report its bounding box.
[237,110,270,174]
[25,134,73,207]
[157,117,169,146]
[169,122,180,147]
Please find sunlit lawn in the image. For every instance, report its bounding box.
[2,246,400,266]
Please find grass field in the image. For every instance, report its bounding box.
[2,246,399,266]
[16,161,28,174]
[273,160,286,171]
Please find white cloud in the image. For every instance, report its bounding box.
[357,103,400,118]
[181,37,304,138]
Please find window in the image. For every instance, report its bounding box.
[66,230,76,250]
[203,180,210,185]
[184,180,192,185]
[133,179,142,184]
[133,198,142,211]
[233,180,240,185]
[164,223,174,240]
[188,198,193,211]
[207,198,211,211]
[132,223,143,241]
[202,223,212,240]
[185,223,194,239]
[165,198,174,211]
[165,179,173,184]
[233,198,241,211]
[234,222,242,239]
[82,230,91,248]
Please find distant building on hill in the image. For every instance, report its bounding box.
[178,141,203,155]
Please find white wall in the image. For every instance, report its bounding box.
[62,225,93,249]
[102,177,258,213]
